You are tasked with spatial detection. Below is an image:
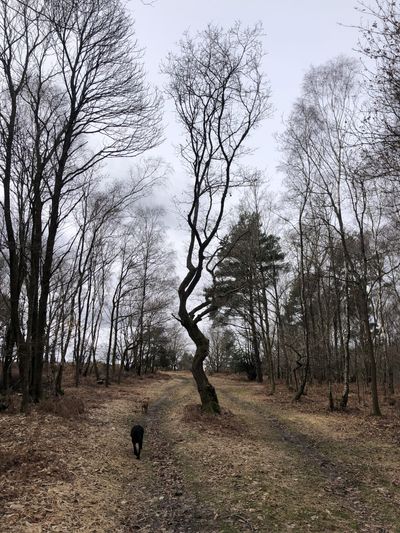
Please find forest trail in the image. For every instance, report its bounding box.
[121,375,217,532]
[1,372,399,532]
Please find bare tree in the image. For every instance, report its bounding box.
[358,0,400,176]
[281,57,387,415]
[164,23,271,412]
[0,0,162,408]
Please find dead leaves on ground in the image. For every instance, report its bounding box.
[0,377,159,533]
[1,373,399,532]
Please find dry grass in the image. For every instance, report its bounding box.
[37,396,85,419]
[164,375,400,532]
[0,372,399,532]
[0,373,162,533]
[182,403,246,437]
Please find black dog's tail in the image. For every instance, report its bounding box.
[131,425,144,460]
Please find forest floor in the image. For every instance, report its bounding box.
[0,372,399,533]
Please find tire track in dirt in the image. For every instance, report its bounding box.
[121,376,223,533]
[220,386,391,533]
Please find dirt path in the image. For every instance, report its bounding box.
[119,374,399,532]
[1,373,399,532]
[121,376,222,532]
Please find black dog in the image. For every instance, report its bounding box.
[131,425,144,459]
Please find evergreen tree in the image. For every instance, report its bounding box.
[207,212,285,383]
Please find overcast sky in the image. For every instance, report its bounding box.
[119,0,368,268]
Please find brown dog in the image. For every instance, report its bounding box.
[141,399,149,413]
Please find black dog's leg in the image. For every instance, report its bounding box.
[131,425,144,460]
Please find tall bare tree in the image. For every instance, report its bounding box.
[281,57,387,415]
[0,0,162,408]
[164,23,271,412]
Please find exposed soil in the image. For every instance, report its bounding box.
[0,372,399,532]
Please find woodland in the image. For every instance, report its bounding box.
[0,1,400,531]
[0,0,398,415]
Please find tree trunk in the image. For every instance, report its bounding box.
[340,274,351,410]
[55,364,64,396]
[248,287,263,383]
[294,209,310,402]
[388,356,394,396]
[192,339,220,414]
[259,281,275,394]
[180,306,220,413]
[360,294,381,416]
[294,359,309,402]
[2,326,14,393]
